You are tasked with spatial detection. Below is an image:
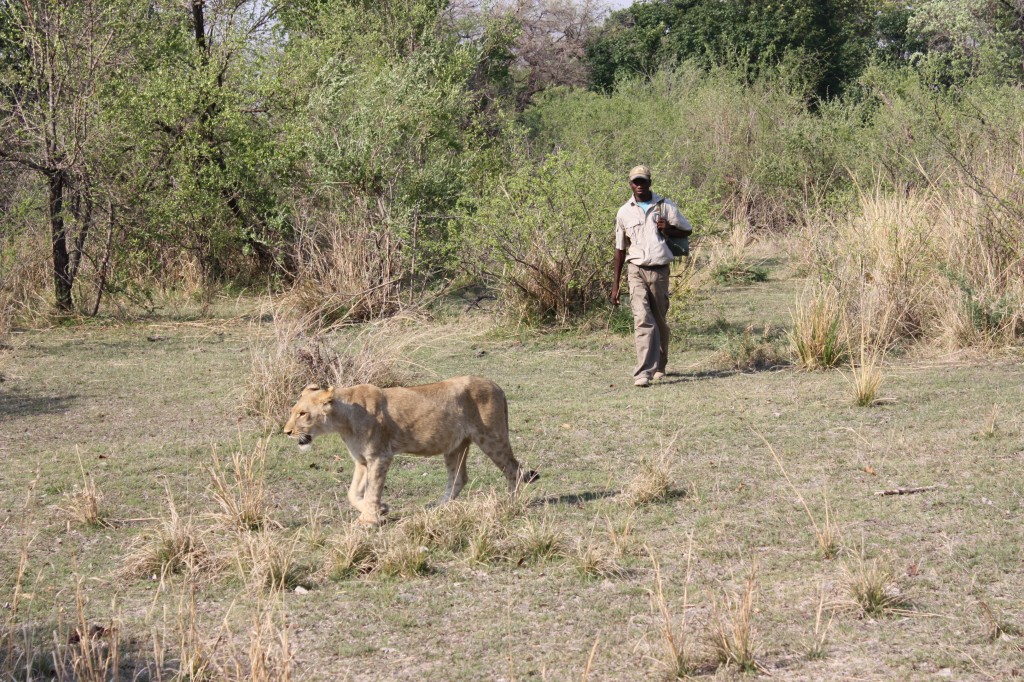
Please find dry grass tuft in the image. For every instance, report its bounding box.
[510,514,564,566]
[805,583,835,661]
[243,302,474,426]
[709,565,760,673]
[850,354,884,407]
[374,536,431,577]
[712,323,790,371]
[163,587,215,681]
[398,500,479,554]
[604,513,637,558]
[119,491,206,581]
[980,404,1000,439]
[326,525,378,579]
[237,530,305,593]
[208,438,272,532]
[465,522,505,566]
[842,550,909,617]
[764,436,841,559]
[61,449,107,528]
[847,309,890,407]
[213,603,295,682]
[647,544,697,679]
[65,577,120,682]
[571,536,623,580]
[620,434,679,507]
[790,285,847,369]
[300,501,329,549]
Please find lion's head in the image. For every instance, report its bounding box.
[283,384,334,451]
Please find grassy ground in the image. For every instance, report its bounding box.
[1,262,1023,680]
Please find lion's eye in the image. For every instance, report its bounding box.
[298,411,307,417]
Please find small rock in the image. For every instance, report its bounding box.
[294,586,308,595]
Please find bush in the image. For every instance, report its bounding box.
[463,149,621,324]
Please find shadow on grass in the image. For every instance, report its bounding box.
[0,388,77,418]
[656,369,739,383]
[0,620,171,681]
[654,364,788,385]
[535,490,619,507]
[535,487,689,507]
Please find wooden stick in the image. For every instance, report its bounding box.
[874,486,939,496]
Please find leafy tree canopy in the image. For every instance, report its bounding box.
[585,0,912,99]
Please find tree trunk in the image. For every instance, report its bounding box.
[49,170,74,313]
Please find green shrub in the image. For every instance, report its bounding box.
[462,149,621,324]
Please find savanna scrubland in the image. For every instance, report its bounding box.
[2,0,1023,679]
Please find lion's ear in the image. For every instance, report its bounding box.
[301,383,320,394]
[314,387,334,405]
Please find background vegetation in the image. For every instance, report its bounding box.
[1,0,1022,349]
[3,1,1024,679]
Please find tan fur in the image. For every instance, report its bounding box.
[283,376,538,525]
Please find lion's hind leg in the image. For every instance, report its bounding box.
[477,435,538,493]
[437,439,470,506]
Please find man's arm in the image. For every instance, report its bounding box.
[611,241,628,306]
[659,203,693,238]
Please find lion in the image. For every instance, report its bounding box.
[283,375,539,524]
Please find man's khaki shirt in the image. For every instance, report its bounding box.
[614,193,691,267]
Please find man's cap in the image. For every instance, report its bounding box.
[628,165,652,182]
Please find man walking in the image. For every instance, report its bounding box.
[610,165,692,387]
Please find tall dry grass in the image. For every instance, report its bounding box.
[287,197,407,323]
[244,301,476,426]
[763,436,841,559]
[619,432,681,507]
[790,285,848,369]
[119,490,208,582]
[236,530,306,593]
[709,565,761,672]
[841,550,910,617]
[214,605,294,682]
[151,592,295,682]
[647,544,697,678]
[806,155,1024,351]
[208,438,273,532]
[61,448,107,528]
[0,228,51,332]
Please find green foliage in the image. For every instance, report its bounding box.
[525,67,831,231]
[944,268,1024,338]
[462,148,620,324]
[102,0,294,282]
[584,0,883,99]
[907,0,1024,84]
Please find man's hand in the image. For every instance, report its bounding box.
[611,284,620,306]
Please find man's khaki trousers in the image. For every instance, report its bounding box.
[627,263,670,380]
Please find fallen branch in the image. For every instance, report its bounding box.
[874,486,939,496]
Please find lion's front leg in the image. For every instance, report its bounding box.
[348,459,367,508]
[355,453,393,525]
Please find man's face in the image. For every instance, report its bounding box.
[630,176,652,200]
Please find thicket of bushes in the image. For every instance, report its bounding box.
[2,0,1023,351]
